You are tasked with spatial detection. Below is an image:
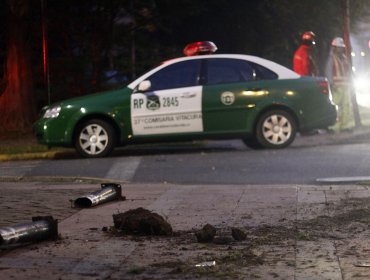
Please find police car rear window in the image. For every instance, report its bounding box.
[205,58,278,85]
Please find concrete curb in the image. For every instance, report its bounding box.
[316,176,370,184]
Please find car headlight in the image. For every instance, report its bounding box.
[43,106,61,118]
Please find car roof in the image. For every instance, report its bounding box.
[128,54,299,89]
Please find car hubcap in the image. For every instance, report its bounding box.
[262,114,292,145]
[79,124,108,155]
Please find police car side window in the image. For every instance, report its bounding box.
[205,59,278,85]
[147,60,201,91]
[248,62,278,80]
[206,59,252,85]
[205,58,280,85]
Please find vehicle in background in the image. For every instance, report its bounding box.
[33,42,337,158]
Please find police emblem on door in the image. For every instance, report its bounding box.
[220,91,235,105]
[146,94,160,110]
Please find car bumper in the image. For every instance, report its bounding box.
[300,102,338,132]
[32,119,73,147]
[319,103,338,129]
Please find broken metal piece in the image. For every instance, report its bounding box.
[0,216,58,246]
[74,183,123,208]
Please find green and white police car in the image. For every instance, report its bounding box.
[33,41,337,158]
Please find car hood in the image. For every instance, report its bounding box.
[49,87,132,108]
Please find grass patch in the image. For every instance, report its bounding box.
[0,147,73,161]
[127,266,146,275]
[0,132,49,155]
[296,231,313,241]
[0,132,72,159]
[0,144,51,155]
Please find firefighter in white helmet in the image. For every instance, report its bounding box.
[325,37,354,131]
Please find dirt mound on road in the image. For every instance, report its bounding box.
[113,207,173,236]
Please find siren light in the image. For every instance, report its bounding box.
[183,41,218,56]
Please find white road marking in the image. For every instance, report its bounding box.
[105,157,141,181]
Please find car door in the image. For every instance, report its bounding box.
[130,59,204,137]
[202,58,277,133]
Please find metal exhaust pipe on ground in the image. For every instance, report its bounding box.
[74,183,124,208]
[0,216,58,246]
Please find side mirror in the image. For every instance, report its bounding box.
[136,80,151,92]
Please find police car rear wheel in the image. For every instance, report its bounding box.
[75,119,116,158]
[255,110,296,148]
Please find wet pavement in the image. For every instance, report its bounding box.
[2,182,370,279]
[1,127,370,279]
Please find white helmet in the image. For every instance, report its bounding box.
[331,37,345,47]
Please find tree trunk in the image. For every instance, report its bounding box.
[341,0,362,128]
[0,0,36,134]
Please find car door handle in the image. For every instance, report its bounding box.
[180,92,196,98]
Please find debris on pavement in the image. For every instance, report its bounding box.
[113,207,173,236]
[0,216,58,247]
[231,227,247,241]
[354,262,370,267]
[74,183,124,208]
[213,236,233,245]
[195,260,216,267]
[195,224,216,243]
[195,225,247,244]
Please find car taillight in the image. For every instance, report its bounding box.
[318,79,329,95]
[317,79,335,102]
[183,41,218,56]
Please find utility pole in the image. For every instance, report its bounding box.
[341,0,361,127]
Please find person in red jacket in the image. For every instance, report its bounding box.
[293,31,318,76]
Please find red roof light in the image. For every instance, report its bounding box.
[183,41,218,56]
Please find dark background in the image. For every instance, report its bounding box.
[1,0,370,111]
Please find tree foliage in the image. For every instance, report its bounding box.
[0,0,36,133]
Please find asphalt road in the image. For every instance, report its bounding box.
[1,139,370,184]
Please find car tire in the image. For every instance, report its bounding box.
[255,110,296,149]
[75,119,116,158]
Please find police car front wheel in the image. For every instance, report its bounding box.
[255,110,297,149]
[75,119,116,158]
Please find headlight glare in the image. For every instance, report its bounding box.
[43,106,61,118]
